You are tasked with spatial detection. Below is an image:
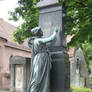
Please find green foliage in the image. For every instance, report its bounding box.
[81,42,92,69]
[65,0,92,69]
[82,42,92,61]
[90,76,92,86]
[71,87,92,92]
[9,0,92,45]
[66,0,92,46]
[58,0,63,4]
[9,90,16,92]
[9,0,39,43]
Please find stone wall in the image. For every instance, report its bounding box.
[10,56,31,92]
[0,37,31,90]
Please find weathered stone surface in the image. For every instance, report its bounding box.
[15,65,23,91]
[37,0,70,92]
[0,19,31,90]
[50,51,70,92]
[37,0,66,47]
[70,47,90,88]
[10,56,31,92]
[37,0,59,8]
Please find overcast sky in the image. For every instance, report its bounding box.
[0,0,23,27]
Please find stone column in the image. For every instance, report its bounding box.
[10,64,15,92]
[37,0,70,92]
[23,63,27,92]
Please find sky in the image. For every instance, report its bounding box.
[0,0,23,27]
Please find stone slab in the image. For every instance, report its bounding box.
[37,0,59,8]
[10,56,31,92]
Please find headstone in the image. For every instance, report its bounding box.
[70,47,90,88]
[37,0,70,92]
[10,56,31,92]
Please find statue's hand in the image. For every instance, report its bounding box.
[54,27,59,32]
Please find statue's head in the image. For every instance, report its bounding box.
[31,27,43,37]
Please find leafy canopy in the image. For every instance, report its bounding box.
[9,0,40,43]
[65,0,92,46]
[9,0,92,46]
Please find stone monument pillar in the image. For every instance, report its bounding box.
[37,0,70,92]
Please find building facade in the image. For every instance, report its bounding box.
[0,18,31,90]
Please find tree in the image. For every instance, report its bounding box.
[9,0,92,67]
[62,0,92,67]
[82,41,92,68]
[9,0,92,45]
[65,0,92,47]
[9,0,40,43]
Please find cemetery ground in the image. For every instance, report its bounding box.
[1,87,92,92]
[0,90,9,92]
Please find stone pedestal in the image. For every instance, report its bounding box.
[10,56,31,92]
[50,52,70,92]
[37,0,70,92]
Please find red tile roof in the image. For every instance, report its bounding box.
[0,18,29,48]
[0,18,16,42]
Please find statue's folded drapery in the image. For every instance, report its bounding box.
[28,39,51,92]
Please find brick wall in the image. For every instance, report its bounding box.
[0,18,31,90]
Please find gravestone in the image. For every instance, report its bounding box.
[10,56,31,92]
[70,47,90,88]
[37,0,70,92]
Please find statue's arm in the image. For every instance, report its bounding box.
[28,37,34,48]
[39,27,58,43]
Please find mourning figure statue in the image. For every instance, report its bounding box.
[27,27,58,92]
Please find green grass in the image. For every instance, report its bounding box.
[71,87,92,92]
[0,90,9,92]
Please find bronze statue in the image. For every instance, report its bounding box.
[28,27,58,92]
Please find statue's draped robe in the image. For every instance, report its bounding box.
[28,39,51,92]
